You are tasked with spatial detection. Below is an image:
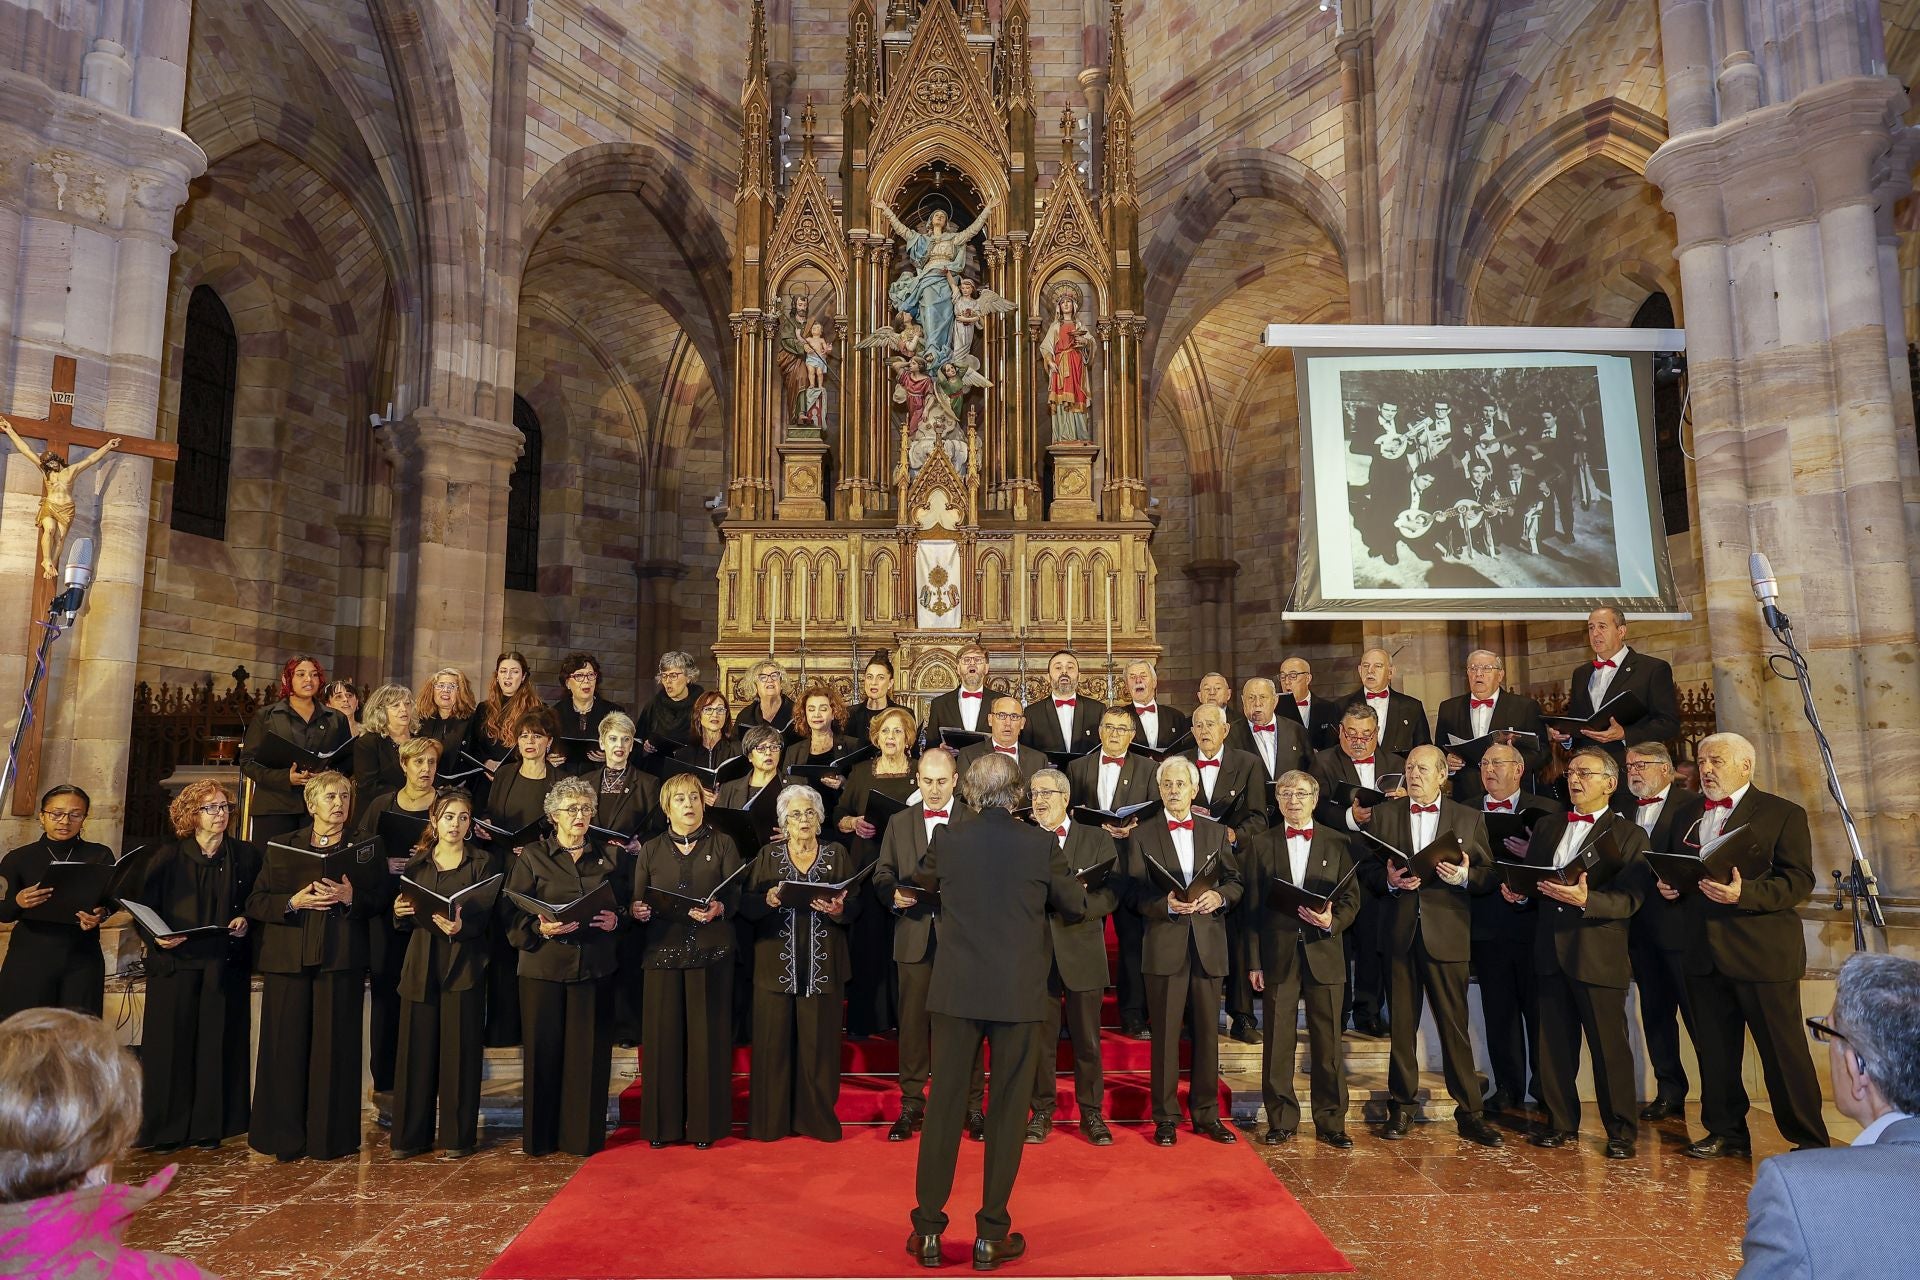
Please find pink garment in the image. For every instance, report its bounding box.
[0,1166,217,1279]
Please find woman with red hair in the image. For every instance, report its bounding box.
[239,656,352,846]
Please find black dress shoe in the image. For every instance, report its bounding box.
[390,1146,429,1160]
[1228,1015,1262,1044]
[1529,1128,1571,1149]
[1684,1135,1752,1160]
[194,1139,222,1151]
[1153,1122,1177,1146]
[648,1140,669,1150]
[1605,1139,1635,1160]
[150,1142,184,1155]
[1457,1114,1504,1148]
[1354,1014,1389,1038]
[1261,1127,1294,1146]
[1317,1130,1354,1150]
[1484,1089,1514,1115]
[906,1232,943,1269]
[889,1111,924,1142]
[1194,1119,1238,1144]
[1122,1019,1151,1040]
[965,1111,987,1142]
[1380,1109,1412,1140]
[1024,1113,1052,1144]
[438,1146,476,1161]
[694,1141,714,1150]
[1080,1114,1113,1146]
[1638,1097,1683,1121]
[973,1233,1026,1271]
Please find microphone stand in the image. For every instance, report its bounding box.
[0,586,83,811]
[1759,598,1885,949]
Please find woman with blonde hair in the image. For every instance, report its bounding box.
[129,780,258,1153]
[355,734,444,1098]
[0,1008,217,1279]
[415,668,478,757]
[352,683,417,817]
[834,704,919,1038]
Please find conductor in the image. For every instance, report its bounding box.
[908,752,1090,1271]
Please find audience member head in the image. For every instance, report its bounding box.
[1821,953,1920,1128]
[0,1009,141,1205]
[962,751,1026,812]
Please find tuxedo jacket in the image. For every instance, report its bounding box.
[1435,690,1549,803]
[1471,789,1563,943]
[1238,825,1360,987]
[1020,694,1108,755]
[1307,746,1407,831]
[1338,688,1432,759]
[1045,822,1125,992]
[1124,816,1242,978]
[1226,716,1313,789]
[1567,648,1681,760]
[918,808,1088,1023]
[1518,809,1651,989]
[926,687,992,736]
[1279,695,1343,754]
[1066,748,1157,814]
[1354,796,1492,963]
[1122,701,1192,752]
[1613,785,1704,953]
[873,801,977,964]
[1678,787,1815,984]
[956,740,1047,781]
[1184,747,1270,840]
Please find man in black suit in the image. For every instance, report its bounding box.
[1616,741,1704,1121]
[1067,708,1157,1039]
[1021,650,1106,758]
[1356,744,1503,1146]
[1121,659,1191,751]
[874,747,985,1142]
[926,642,993,737]
[1025,768,1124,1146]
[1472,742,1562,1114]
[1240,771,1362,1148]
[1228,676,1313,798]
[1309,704,1405,1038]
[1660,732,1828,1158]
[1277,657,1341,753]
[908,752,1089,1271]
[957,696,1047,780]
[1340,647,1431,759]
[1435,649,1547,805]
[1504,747,1651,1158]
[1124,756,1242,1147]
[1550,606,1681,771]
[1186,704,1269,1043]
[1194,671,1243,725]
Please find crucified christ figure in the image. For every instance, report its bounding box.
[2,416,119,578]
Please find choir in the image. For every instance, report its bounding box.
[0,609,1831,1167]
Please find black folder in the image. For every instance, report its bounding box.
[1648,823,1768,892]
[19,846,149,923]
[1497,858,1582,894]
[1071,799,1160,829]
[638,736,691,779]
[706,805,775,856]
[1042,745,1098,772]
[1483,807,1554,852]
[437,758,490,787]
[1542,690,1647,736]
[1264,862,1359,924]
[674,755,752,792]
[1361,829,1466,881]
[787,744,879,783]
[554,735,604,770]
[1071,856,1118,889]
[474,815,549,848]
[117,899,229,942]
[1126,731,1195,764]
[264,838,388,896]
[397,872,503,920]
[1500,823,1626,893]
[938,727,989,751]
[1142,853,1221,905]
[861,787,913,833]
[504,879,617,926]
[641,861,751,913]
[1325,774,1405,810]
[250,732,353,773]
[374,807,430,860]
[889,878,941,911]
[773,861,874,908]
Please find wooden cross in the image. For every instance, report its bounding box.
[7,357,177,815]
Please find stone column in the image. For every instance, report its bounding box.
[380,410,524,685]
[0,5,203,846]
[332,513,392,685]
[1647,43,1920,956]
[1181,559,1238,681]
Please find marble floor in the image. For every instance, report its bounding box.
[114,1100,1799,1280]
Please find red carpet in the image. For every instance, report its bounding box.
[482,1125,1350,1279]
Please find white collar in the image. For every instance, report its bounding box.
[1596,645,1632,666]
[1854,1111,1915,1146]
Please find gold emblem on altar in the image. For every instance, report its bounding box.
[918,564,960,617]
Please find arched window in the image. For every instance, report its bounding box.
[506,394,542,591]
[170,285,237,540]
[1633,291,1690,536]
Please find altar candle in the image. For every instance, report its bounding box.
[801,570,809,650]
[769,581,777,656]
[1066,571,1074,648]
[1105,574,1114,660]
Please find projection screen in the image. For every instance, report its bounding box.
[1264,325,1688,621]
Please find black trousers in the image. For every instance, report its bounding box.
[0,939,104,1020]
[1630,939,1693,1102]
[1224,910,1255,1023]
[1686,967,1829,1149]
[1473,936,1538,1101]
[639,963,732,1144]
[1535,971,1636,1141]
[366,913,405,1093]
[1258,951,1347,1135]
[1113,905,1147,1023]
[250,969,364,1160]
[912,1014,1041,1242]
[393,985,485,1153]
[730,918,756,1043]
[1386,933,1482,1117]
[1033,977,1103,1115]
[1344,893,1385,1022]
[139,962,251,1148]
[483,933,522,1048]
[749,988,842,1141]
[612,927,647,1044]
[1145,947,1223,1125]
[520,975,613,1157]
[845,906,897,1037]
[898,958,985,1113]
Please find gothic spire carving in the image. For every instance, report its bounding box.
[737,0,774,204]
[868,0,1010,163]
[1101,0,1137,212]
[846,0,878,108]
[998,0,1033,112]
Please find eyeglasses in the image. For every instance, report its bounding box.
[568,672,596,684]
[1564,769,1611,781]
[1029,787,1068,799]
[1276,788,1316,799]
[1623,761,1664,772]
[41,809,87,822]
[1466,665,1502,674]
[197,802,236,815]
[432,681,460,692]
[1805,1015,1850,1047]
[554,804,595,818]
[989,711,1023,721]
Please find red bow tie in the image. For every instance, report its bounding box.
[1133,704,1156,715]
[1485,800,1513,811]
[1352,756,1374,765]
[1197,758,1221,769]
[1252,722,1275,733]
[1286,827,1313,839]
[1055,698,1076,708]
[1471,698,1495,709]
[1365,690,1389,701]
[924,809,948,819]
[1101,756,1126,767]
[1592,658,1617,670]
[961,690,983,700]
[1295,701,1311,710]
[1637,795,1664,806]
[1410,803,1439,814]
[1167,819,1194,832]
[994,745,1018,755]
[1568,812,1598,824]
[1703,796,1733,810]
[1055,825,1069,839]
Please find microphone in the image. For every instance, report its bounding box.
[1749,550,1786,631]
[51,536,94,625]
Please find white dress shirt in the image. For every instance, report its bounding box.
[1343,755,1382,833]
[1469,690,1498,739]
[1553,807,1608,868]
[1247,718,1279,776]
[1699,782,1750,844]
[922,807,952,844]
[1408,800,1441,853]
[1169,817,1196,879]
[1588,645,1632,707]
[1053,699,1077,748]
[1285,826,1313,886]
[957,688,984,732]
[1194,750,1226,806]
[1096,755,1122,810]
[1854,1110,1915,1146]
[1132,704,1160,747]
[1635,785,1671,834]
[1052,821,1071,849]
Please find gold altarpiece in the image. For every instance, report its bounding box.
[714,0,1158,709]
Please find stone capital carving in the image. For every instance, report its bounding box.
[380,407,524,481]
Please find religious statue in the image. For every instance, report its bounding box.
[1042,284,1095,442]
[903,392,969,482]
[2,415,119,579]
[882,197,997,368]
[949,277,1015,366]
[776,284,836,434]
[934,359,990,426]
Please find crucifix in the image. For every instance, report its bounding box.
[3,357,177,815]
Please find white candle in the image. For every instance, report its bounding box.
[800,568,809,650]
[1018,563,1028,634]
[769,577,778,656]
[1105,574,1114,659]
[1066,569,1074,648]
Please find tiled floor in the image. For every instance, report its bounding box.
[114,1100,1795,1280]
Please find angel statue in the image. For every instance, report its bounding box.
[950,277,1016,365]
[1042,284,1095,442]
[2,415,120,579]
[935,358,991,426]
[882,197,997,368]
[903,389,969,482]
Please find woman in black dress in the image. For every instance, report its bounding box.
[740,785,860,1142]
[844,649,910,743]
[390,789,495,1160]
[732,659,796,740]
[506,776,627,1157]
[551,651,623,768]
[637,650,704,751]
[672,692,739,793]
[240,656,351,846]
[487,706,561,835]
[247,770,370,1162]
[466,651,543,779]
[779,683,857,799]
[351,684,416,818]
[0,785,115,1019]
[132,779,258,1151]
[415,667,477,758]
[589,710,662,1045]
[833,705,918,1038]
[629,773,744,1148]
[355,736,443,1097]
[717,726,786,1043]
